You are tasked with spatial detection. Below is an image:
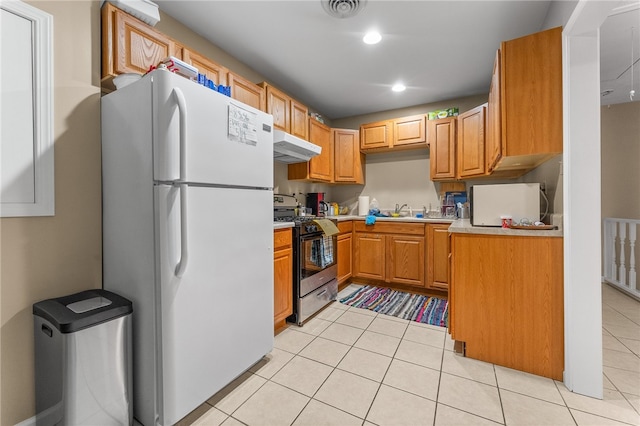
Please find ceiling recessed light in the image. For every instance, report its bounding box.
[363,31,381,45]
[392,83,406,92]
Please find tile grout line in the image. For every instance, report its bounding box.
[493,364,508,425]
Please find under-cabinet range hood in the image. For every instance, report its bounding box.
[273,129,322,163]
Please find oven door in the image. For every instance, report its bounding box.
[299,232,337,297]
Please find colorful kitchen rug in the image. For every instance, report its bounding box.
[340,285,448,328]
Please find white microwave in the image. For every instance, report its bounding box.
[470,183,540,227]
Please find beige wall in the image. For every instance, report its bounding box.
[0,1,102,424]
[601,102,640,220]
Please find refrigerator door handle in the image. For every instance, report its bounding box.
[175,183,189,277]
[172,88,187,182]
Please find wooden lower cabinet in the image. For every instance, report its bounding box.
[354,232,386,281]
[337,221,353,286]
[387,235,425,287]
[273,228,293,330]
[450,233,564,380]
[353,222,425,288]
[426,223,450,290]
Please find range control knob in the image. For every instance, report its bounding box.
[305,225,317,233]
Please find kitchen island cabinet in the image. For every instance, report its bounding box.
[449,231,564,380]
[273,228,293,331]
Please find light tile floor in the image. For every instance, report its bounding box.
[179,283,640,426]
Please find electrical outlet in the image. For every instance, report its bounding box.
[540,182,546,193]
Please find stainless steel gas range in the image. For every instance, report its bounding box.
[274,195,338,326]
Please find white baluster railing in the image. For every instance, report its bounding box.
[603,218,640,299]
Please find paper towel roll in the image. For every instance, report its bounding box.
[358,196,370,216]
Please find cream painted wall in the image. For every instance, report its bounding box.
[0,1,102,424]
[601,102,640,220]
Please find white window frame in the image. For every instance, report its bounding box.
[0,0,54,217]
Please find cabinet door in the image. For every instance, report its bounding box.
[354,233,385,280]
[290,99,309,140]
[228,72,265,111]
[334,129,364,184]
[112,6,177,76]
[394,115,427,148]
[426,224,450,290]
[274,229,293,327]
[307,119,334,182]
[386,235,425,287]
[428,117,456,180]
[182,48,228,85]
[337,233,353,285]
[360,120,393,150]
[501,27,562,158]
[264,84,290,132]
[274,246,293,325]
[486,49,502,172]
[457,104,487,178]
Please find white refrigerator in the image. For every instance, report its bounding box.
[101,69,274,426]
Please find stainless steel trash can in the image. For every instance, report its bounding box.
[33,289,133,426]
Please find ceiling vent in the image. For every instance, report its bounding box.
[321,0,367,19]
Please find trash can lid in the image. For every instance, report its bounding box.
[33,289,133,333]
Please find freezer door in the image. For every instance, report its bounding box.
[155,184,273,426]
[152,70,273,188]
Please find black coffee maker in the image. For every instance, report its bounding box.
[306,192,327,216]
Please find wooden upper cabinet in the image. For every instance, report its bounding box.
[486,49,502,173]
[290,100,309,140]
[307,119,333,181]
[457,104,487,179]
[496,26,563,172]
[393,115,427,148]
[360,120,393,150]
[260,83,309,140]
[288,119,333,182]
[428,117,457,181]
[102,3,177,90]
[262,83,290,132]
[182,48,228,85]
[360,116,427,152]
[334,129,364,184]
[228,72,265,111]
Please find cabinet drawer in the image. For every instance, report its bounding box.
[274,228,292,250]
[337,221,353,233]
[354,222,424,236]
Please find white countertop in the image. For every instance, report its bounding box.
[449,219,564,237]
[273,222,294,230]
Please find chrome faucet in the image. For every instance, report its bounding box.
[394,203,407,214]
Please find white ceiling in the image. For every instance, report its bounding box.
[155,0,640,119]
